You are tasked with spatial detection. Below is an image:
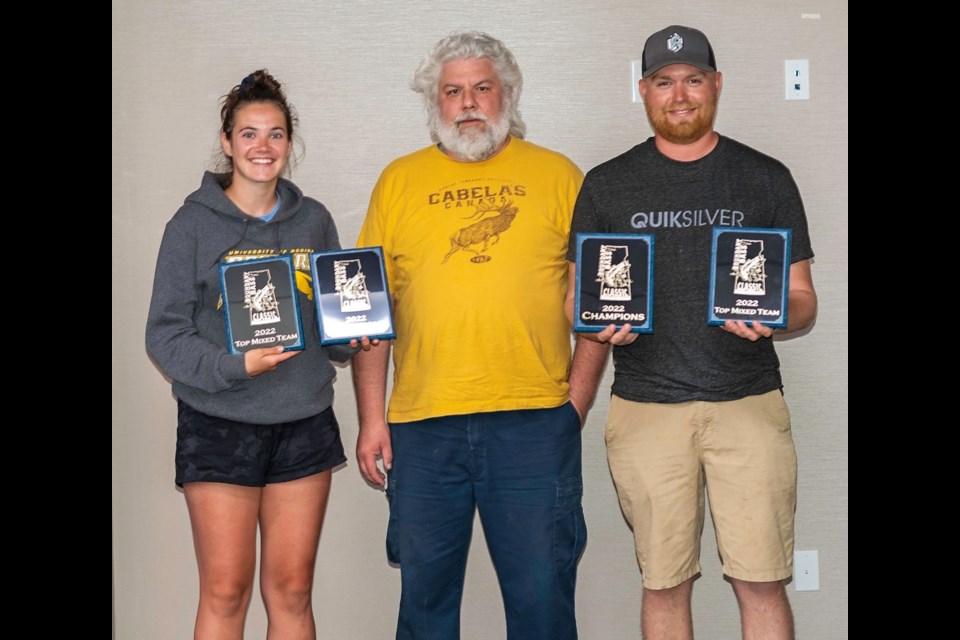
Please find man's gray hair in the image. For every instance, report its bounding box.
[411,31,526,142]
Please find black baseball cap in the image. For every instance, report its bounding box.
[641,25,717,78]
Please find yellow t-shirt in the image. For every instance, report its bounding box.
[358,137,584,423]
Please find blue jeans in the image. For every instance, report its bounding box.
[386,402,586,640]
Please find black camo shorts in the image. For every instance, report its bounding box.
[175,400,347,487]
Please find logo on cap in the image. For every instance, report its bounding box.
[667,33,683,53]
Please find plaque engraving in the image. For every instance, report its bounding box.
[218,254,305,354]
[707,227,791,328]
[574,233,654,334]
[310,247,396,345]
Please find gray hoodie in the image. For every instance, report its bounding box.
[146,171,356,424]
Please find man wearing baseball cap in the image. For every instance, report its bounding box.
[565,25,817,639]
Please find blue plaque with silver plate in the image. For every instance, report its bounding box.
[219,254,305,354]
[574,233,654,334]
[310,246,396,346]
[707,227,791,328]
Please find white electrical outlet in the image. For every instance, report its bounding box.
[793,550,820,591]
[631,60,643,103]
[785,59,810,100]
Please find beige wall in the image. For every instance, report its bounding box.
[112,1,848,638]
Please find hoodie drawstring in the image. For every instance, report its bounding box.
[212,216,284,268]
[214,218,251,267]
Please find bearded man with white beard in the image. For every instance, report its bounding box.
[352,30,600,640]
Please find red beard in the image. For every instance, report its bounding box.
[645,97,717,145]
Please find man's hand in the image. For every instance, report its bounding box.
[579,323,639,346]
[357,420,392,488]
[349,336,381,352]
[719,320,773,341]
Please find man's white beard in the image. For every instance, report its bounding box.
[436,111,511,161]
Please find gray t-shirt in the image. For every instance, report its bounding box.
[568,135,814,403]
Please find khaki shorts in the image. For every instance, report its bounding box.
[605,390,797,589]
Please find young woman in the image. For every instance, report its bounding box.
[146,69,366,639]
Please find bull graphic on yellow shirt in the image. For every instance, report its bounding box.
[441,199,519,264]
